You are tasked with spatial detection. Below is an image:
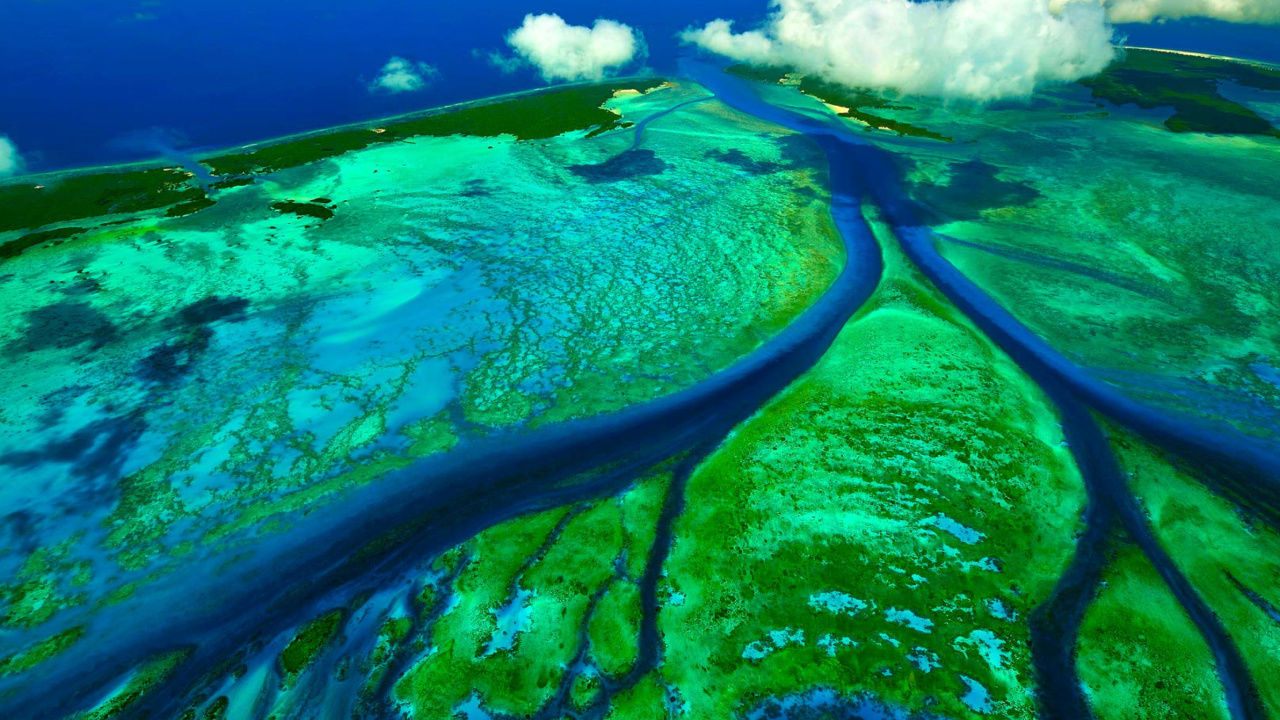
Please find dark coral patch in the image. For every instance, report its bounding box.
[910,160,1041,224]
[568,150,668,184]
[704,148,786,175]
[459,179,492,198]
[12,301,118,353]
[133,296,251,383]
[178,296,250,327]
[271,200,335,221]
[136,327,213,384]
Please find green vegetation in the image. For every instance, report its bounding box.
[797,76,953,142]
[570,671,603,710]
[0,539,90,629]
[618,469,670,579]
[394,472,669,717]
[380,616,413,646]
[200,696,228,720]
[202,78,668,176]
[365,615,414,675]
[0,79,668,238]
[0,168,206,233]
[355,616,418,712]
[1112,426,1280,716]
[209,177,255,190]
[1,226,87,260]
[70,647,192,720]
[393,505,569,716]
[725,64,953,141]
[280,609,345,675]
[165,195,217,218]
[927,87,1280,439]
[1082,48,1280,136]
[588,580,642,677]
[605,674,667,719]
[724,64,793,85]
[839,107,953,142]
[270,200,335,221]
[0,625,85,677]
[653,207,1084,718]
[1077,540,1230,719]
[587,119,635,139]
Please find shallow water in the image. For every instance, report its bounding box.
[2,38,1279,720]
[0,71,882,719]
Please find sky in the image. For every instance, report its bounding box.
[0,0,1277,172]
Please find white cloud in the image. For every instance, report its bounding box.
[505,14,643,82]
[369,56,439,94]
[682,0,1118,102]
[1054,0,1280,23]
[0,135,22,178]
[484,50,525,74]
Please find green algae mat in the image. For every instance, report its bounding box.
[2,50,1280,720]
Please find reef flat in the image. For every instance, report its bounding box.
[1108,424,1280,716]
[320,204,1085,720]
[708,50,1280,440]
[1,45,1278,720]
[853,58,1280,442]
[654,209,1083,719]
[0,78,843,718]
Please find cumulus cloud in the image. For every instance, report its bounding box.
[505,14,643,82]
[1054,0,1280,23]
[483,50,525,74]
[0,135,23,178]
[369,56,439,94]
[682,0,1118,101]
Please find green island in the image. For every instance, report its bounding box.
[201,78,669,177]
[270,199,336,221]
[0,625,85,679]
[69,648,192,720]
[0,77,669,259]
[0,168,204,235]
[280,609,345,675]
[1082,47,1280,136]
[725,64,953,141]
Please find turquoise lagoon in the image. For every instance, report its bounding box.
[1,51,1279,720]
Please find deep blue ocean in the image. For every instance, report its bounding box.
[2,0,1276,172]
